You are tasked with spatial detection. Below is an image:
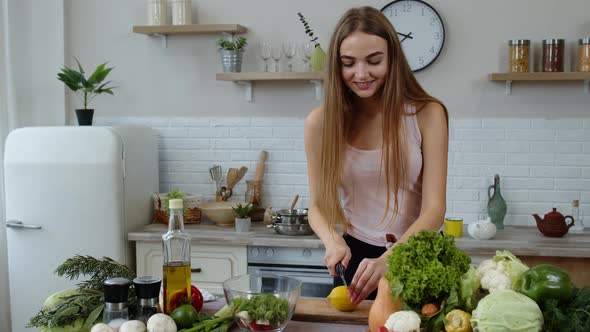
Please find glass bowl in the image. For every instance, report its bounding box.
[223,274,302,332]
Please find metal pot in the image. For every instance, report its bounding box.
[267,222,314,236]
[272,208,308,225]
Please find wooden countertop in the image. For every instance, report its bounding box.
[128,223,590,258]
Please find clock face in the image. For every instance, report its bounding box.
[381,0,445,72]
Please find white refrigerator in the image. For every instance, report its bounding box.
[3,126,159,332]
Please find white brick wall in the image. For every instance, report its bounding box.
[97,116,590,227]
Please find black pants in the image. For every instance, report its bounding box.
[332,235,387,300]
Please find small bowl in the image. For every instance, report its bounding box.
[223,274,302,332]
[200,201,246,226]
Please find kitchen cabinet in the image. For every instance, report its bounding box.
[216,72,324,102]
[136,241,247,294]
[489,72,590,94]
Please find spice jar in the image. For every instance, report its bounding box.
[578,38,590,72]
[542,39,565,72]
[508,39,530,73]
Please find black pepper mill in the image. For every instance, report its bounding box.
[133,275,162,324]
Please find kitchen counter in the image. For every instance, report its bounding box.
[130,223,590,287]
[129,223,590,258]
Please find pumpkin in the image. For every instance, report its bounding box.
[368,277,403,331]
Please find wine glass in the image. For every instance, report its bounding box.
[258,41,272,72]
[271,46,282,72]
[282,42,297,72]
[301,42,313,72]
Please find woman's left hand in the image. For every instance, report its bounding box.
[348,256,387,303]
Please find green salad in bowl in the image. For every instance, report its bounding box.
[223,274,302,332]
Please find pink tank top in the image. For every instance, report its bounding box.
[341,106,423,247]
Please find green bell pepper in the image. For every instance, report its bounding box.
[517,264,573,302]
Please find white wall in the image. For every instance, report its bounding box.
[82,0,590,227]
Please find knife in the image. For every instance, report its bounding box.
[335,262,347,287]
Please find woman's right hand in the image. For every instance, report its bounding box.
[323,238,352,276]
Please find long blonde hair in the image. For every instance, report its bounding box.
[319,6,447,232]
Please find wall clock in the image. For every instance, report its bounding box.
[380,0,445,72]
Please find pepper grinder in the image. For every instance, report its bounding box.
[133,275,162,324]
[103,277,132,329]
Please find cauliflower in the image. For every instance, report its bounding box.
[476,251,528,293]
[384,311,421,332]
[477,260,511,293]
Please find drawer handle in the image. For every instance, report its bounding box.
[191,268,202,273]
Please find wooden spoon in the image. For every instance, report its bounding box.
[290,194,299,210]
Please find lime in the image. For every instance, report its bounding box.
[170,304,199,329]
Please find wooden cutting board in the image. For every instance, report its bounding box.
[292,297,373,325]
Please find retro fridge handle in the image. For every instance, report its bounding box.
[5,220,42,230]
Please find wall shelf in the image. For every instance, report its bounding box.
[216,72,325,102]
[489,72,590,95]
[133,24,247,47]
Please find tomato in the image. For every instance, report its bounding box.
[376,327,389,332]
[190,285,204,312]
[249,322,282,331]
[170,304,199,329]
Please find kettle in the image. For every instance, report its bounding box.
[532,208,575,237]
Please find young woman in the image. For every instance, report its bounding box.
[304,6,448,303]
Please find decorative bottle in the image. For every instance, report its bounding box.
[487,174,507,230]
[162,199,192,314]
[570,200,585,233]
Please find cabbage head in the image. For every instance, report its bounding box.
[471,289,543,332]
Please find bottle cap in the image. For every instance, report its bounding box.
[169,199,183,209]
[103,277,132,304]
[133,275,162,300]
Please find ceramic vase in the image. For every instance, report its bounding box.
[487,174,507,229]
[310,45,325,72]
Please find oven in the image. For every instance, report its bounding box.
[247,246,333,298]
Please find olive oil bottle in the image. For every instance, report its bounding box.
[162,198,192,314]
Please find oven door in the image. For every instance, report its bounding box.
[247,265,333,298]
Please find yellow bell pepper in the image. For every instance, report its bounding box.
[445,309,472,332]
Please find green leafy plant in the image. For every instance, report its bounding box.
[217,37,248,51]
[232,203,252,218]
[297,12,319,47]
[57,58,115,110]
[164,188,186,212]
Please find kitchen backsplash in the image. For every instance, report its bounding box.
[96,116,590,227]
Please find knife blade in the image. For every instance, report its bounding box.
[335,262,347,287]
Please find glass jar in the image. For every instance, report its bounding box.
[171,0,192,25]
[508,39,530,73]
[542,39,565,72]
[147,0,168,26]
[245,180,262,207]
[578,38,590,72]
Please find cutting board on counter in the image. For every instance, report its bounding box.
[292,297,373,325]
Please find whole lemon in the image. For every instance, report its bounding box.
[327,286,358,311]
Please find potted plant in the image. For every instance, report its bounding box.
[297,12,325,72]
[57,58,115,126]
[232,202,252,232]
[217,37,248,73]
